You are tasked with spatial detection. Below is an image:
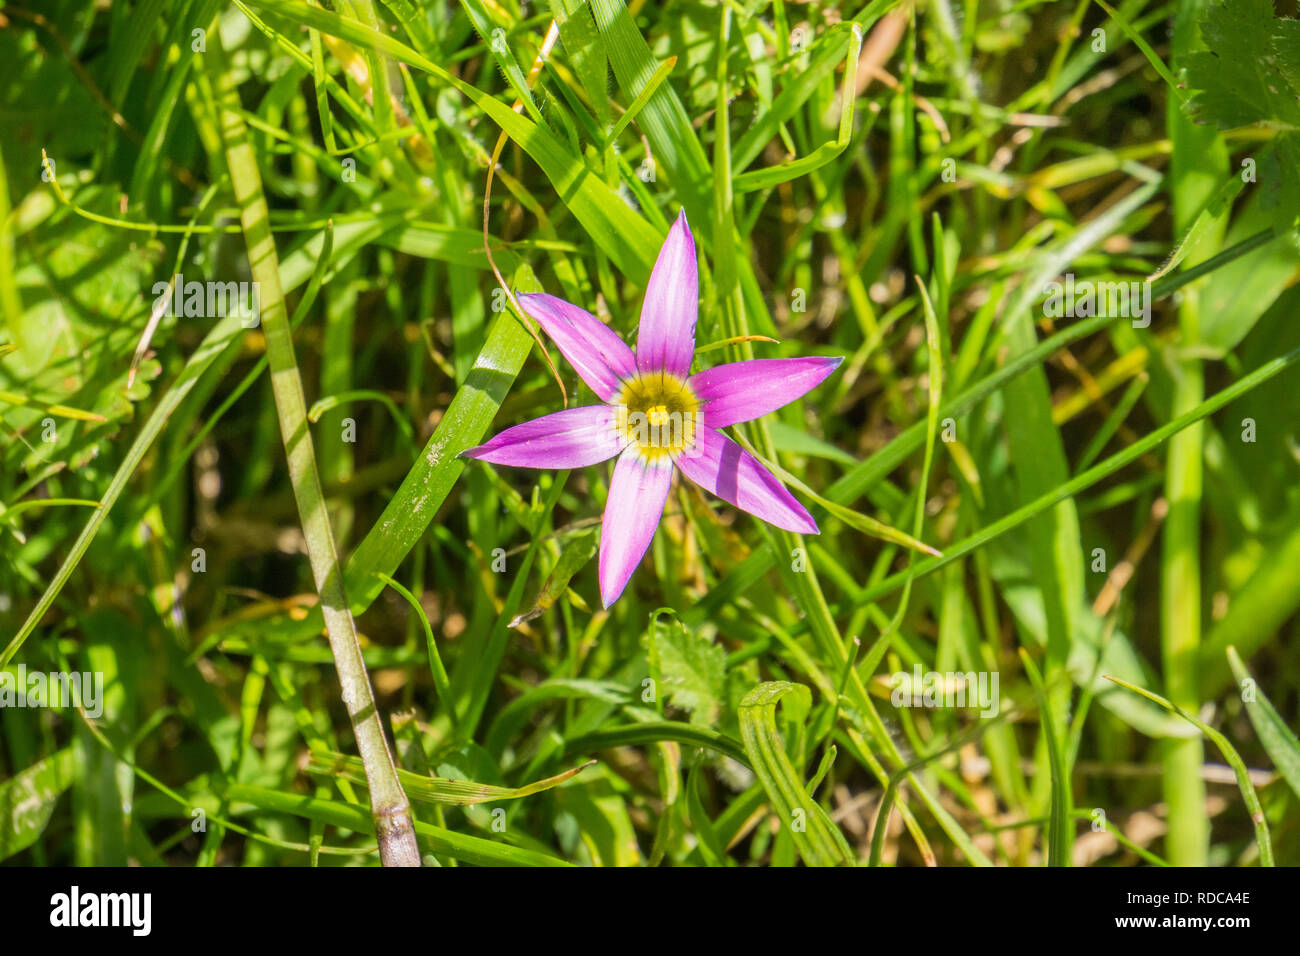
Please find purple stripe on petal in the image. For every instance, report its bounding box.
[689,356,843,428]
[516,293,636,402]
[599,448,673,607]
[675,427,818,535]
[636,210,697,379]
[462,405,625,468]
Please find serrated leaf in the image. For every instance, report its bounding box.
[1183,0,1300,130]
[650,615,726,726]
[1181,0,1300,236]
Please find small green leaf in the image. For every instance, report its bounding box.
[650,615,726,726]
[510,529,599,627]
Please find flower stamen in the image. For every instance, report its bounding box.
[615,373,699,461]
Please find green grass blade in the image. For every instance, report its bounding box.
[308,751,594,806]
[224,784,573,866]
[853,345,1300,605]
[1226,647,1300,800]
[1104,676,1274,866]
[342,313,534,616]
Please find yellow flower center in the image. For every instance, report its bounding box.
[614,373,699,462]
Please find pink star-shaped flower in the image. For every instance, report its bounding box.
[464,210,841,606]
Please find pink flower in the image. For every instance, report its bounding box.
[463,210,841,607]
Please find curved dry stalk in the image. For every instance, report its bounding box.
[482,20,568,406]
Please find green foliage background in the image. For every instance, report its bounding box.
[1,0,1298,866]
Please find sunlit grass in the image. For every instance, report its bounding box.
[1,0,1297,867]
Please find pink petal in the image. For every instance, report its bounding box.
[462,405,625,468]
[516,293,637,402]
[689,356,843,428]
[636,209,697,379]
[599,449,673,607]
[675,427,818,534]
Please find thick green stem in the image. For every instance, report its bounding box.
[209,32,418,866]
[1159,0,1224,866]
[1160,343,1207,865]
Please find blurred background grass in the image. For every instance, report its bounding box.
[0,0,1297,866]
